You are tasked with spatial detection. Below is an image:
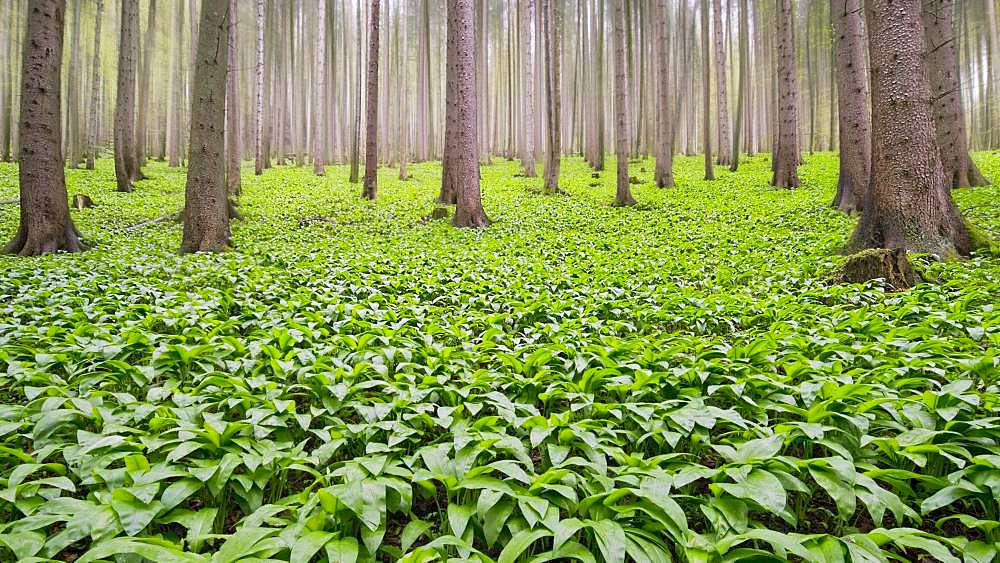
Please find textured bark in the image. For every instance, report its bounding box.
[167,0,184,167]
[225,0,240,198]
[730,0,749,172]
[85,0,104,170]
[520,0,537,177]
[593,0,605,170]
[712,0,732,165]
[398,0,409,180]
[0,1,8,163]
[66,0,81,167]
[362,0,380,199]
[834,248,918,292]
[653,0,673,187]
[444,0,489,228]
[772,0,800,188]
[114,0,140,192]
[181,0,231,254]
[134,0,157,172]
[542,0,561,193]
[921,0,989,188]
[612,0,634,206]
[255,0,265,175]
[349,0,362,183]
[831,0,871,213]
[846,0,972,258]
[701,0,715,180]
[5,0,83,256]
[312,0,327,176]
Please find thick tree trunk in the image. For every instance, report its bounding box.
[846,0,973,258]
[542,0,561,193]
[114,0,140,192]
[701,0,715,179]
[312,0,326,176]
[5,0,83,256]
[653,0,673,187]
[772,0,801,188]
[134,0,157,173]
[444,0,489,227]
[85,0,104,170]
[362,0,380,199]
[831,0,871,213]
[520,0,537,177]
[612,0,634,206]
[922,0,990,188]
[181,0,231,254]
[255,0,265,175]
[712,0,732,166]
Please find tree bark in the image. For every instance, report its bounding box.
[612,0,634,206]
[349,0,362,183]
[772,0,801,188]
[134,0,157,173]
[225,0,240,199]
[542,0,561,193]
[520,0,537,177]
[398,0,409,180]
[444,0,489,227]
[362,0,380,199]
[85,0,104,170]
[5,0,83,256]
[114,0,140,192]
[701,0,715,179]
[255,0,265,175]
[312,0,326,176]
[846,0,973,258]
[712,0,732,166]
[730,0,749,172]
[181,0,231,254]
[830,0,872,213]
[921,0,990,188]
[653,0,673,187]
[66,0,82,168]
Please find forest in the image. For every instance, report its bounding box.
[0,0,999,561]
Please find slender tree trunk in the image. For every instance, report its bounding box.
[730,0,748,171]
[349,0,362,183]
[520,0,537,177]
[701,0,715,179]
[254,0,265,175]
[312,0,327,176]
[542,0,561,193]
[114,0,140,192]
[225,0,240,199]
[612,0,634,206]
[181,0,231,254]
[772,0,801,188]
[5,0,83,256]
[85,0,104,170]
[846,0,973,258]
[0,1,8,163]
[134,0,157,174]
[66,0,82,168]
[712,0,732,165]
[444,0,489,227]
[922,0,989,187]
[831,0,871,213]
[399,0,409,180]
[362,0,380,199]
[653,0,673,187]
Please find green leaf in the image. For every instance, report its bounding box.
[289,530,334,563]
[498,528,552,563]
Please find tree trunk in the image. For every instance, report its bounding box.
[701,0,715,179]
[225,0,240,199]
[134,0,157,174]
[653,0,673,187]
[5,0,83,256]
[772,0,801,188]
[921,0,990,187]
[712,0,732,165]
[730,0,748,172]
[520,0,537,177]
[444,0,489,227]
[181,0,231,254]
[114,0,140,192]
[542,0,561,193]
[362,0,380,199]
[85,0,104,170]
[398,0,409,180]
[255,0,265,175]
[612,0,634,206]
[312,0,327,176]
[349,0,362,183]
[846,0,973,258]
[66,0,82,168]
[830,0,872,213]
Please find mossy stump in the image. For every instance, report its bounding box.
[833,248,919,292]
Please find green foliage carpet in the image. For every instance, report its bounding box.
[0,153,999,562]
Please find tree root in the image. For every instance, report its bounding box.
[831,248,919,292]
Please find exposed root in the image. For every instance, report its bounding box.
[831,248,919,292]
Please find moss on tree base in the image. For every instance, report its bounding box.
[967,223,999,256]
[832,248,919,292]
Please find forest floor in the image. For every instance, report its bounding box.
[0,153,999,562]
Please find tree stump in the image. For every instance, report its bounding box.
[833,248,919,292]
[73,194,93,210]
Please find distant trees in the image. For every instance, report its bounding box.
[134,0,157,171]
[255,0,265,176]
[831,0,871,213]
[443,0,489,228]
[772,0,801,189]
[847,0,973,257]
[5,0,83,256]
[700,0,714,181]
[520,0,537,178]
[181,0,230,253]
[711,0,731,167]
[114,0,140,192]
[85,0,104,170]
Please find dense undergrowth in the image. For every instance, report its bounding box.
[0,153,998,562]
